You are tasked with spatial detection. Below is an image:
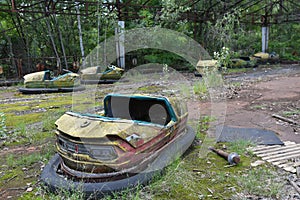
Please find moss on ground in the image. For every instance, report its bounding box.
[0,85,287,200]
[144,148,251,199]
[5,113,44,127]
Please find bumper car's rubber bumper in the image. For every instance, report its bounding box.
[18,85,86,94]
[40,126,195,198]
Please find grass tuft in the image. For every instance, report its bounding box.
[193,80,207,96]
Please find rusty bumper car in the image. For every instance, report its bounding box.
[19,70,85,94]
[41,94,195,197]
[80,65,124,84]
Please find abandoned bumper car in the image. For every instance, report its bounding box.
[19,70,85,94]
[253,52,279,64]
[80,65,124,84]
[41,94,195,197]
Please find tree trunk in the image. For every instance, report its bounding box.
[53,15,68,70]
[0,22,17,78]
[5,0,27,54]
[75,3,85,65]
[40,4,61,73]
[97,1,101,64]
[45,17,61,73]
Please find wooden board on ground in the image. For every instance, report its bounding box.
[249,141,300,173]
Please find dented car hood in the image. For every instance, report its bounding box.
[55,112,163,147]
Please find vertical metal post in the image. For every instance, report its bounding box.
[262,26,269,53]
[115,21,125,69]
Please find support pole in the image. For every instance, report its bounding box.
[262,26,269,53]
[115,21,125,69]
[261,13,269,53]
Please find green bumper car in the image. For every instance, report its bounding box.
[81,65,124,84]
[19,70,85,94]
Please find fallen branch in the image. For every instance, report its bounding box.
[289,179,300,194]
[272,114,299,125]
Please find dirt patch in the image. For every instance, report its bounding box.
[0,146,40,157]
[251,76,300,101]
[194,65,300,143]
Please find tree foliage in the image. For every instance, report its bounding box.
[0,0,299,77]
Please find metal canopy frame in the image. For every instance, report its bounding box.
[0,0,298,24]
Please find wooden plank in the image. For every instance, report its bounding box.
[258,146,300,158]
[278,162,294,169]
[278,161,300,168]
[255,144,300,156]
[250,141,295,152]
[250,141,300,173]
[263,149,300,160]
[272,114,299,125]
[284,141,297,145]
[250,145,282,152]
[273,160,290,166]
[266,152,300,162]
[284,167,297,173]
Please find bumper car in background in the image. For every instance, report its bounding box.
[80,65,124,84]
[253,52,279,64]
[19,70,85,94]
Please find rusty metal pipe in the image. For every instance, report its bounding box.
[208,147,240,165]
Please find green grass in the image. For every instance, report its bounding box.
[193,80,207,95]
[41,109,66,131]
[0,87,17,94]
[250,104,267,110]
[236,167,284,198]
[6,112,45,127]
[0,104,31,113]
[196,116,215,138]
[1,144,55,192]
[203,70,224,88]
[135,139,282,200]
[2,108,65,146]
[6,152,42,168]
[226,139,254,155]
[30,183,85,200]
[230,81,242,88]
[0,112,7,138]
[282,109,300,117]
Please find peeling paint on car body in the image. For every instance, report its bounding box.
[55,93,189,175]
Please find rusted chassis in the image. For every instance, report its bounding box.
[40,126,195,198]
